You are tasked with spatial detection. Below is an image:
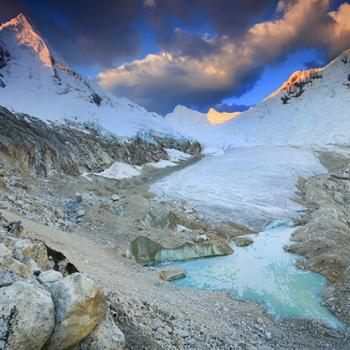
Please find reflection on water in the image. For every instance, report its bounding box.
[158,221,344,328]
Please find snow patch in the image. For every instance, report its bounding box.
[165,148,192,162]
[146,160,177,169]
[96,162,141,180]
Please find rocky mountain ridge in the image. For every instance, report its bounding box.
[0,106,200,176]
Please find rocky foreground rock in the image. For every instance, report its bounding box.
[0,215,125,350]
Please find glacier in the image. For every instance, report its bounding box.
[151,146,326,229]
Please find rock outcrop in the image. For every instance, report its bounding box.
[0,106,201,176]
[159,267,186,281]
[131,236,233,265]
[286,164,350,324]
[234,236,254,247]
[77,309,125,350]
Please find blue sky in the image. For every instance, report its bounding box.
[227,48,326,106]
[1,0,350,114]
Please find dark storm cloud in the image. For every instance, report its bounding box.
[0,0,141,67]
[99,0,350,114]
[147,0,277,57]
[0,0,279,66]
[199,0,277,37]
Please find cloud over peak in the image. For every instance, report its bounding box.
[99,0,350,114]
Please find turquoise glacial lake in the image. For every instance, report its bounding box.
[158,221,344,328]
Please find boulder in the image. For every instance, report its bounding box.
[159,267,186,281]
[77,311,125,350]
[37,270,63,284]
[111,194,121,202]
[0,243,11,257]
[234,236,254,247]
[45,273,105,350]
[0,254,33,278]
[0,281,55,350]
[131,236,233,265]
[76,209,85,218]
[6,221,24,237]
[5,237,48,271]
[0,270,22,287]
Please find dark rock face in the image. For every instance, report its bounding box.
[0,46,10,69]
[0,46,10,88]
[0,106,201,176]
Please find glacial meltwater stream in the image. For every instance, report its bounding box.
[158,221,344,329]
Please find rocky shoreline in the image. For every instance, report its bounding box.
[286,149,350,325]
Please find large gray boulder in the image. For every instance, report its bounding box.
[131,236,233,265]
[77,311,125,350]
[37,270,63,284]
[0,281,55,350]
[159,267,186,281]
[45,273,105,350]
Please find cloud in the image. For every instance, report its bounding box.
[0,0,141,67]
[0,0,275,68]
[1,0,350,113]
[99,0,350,114]
[198,0,277,38]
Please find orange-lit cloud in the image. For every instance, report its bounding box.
[98,0,350,114]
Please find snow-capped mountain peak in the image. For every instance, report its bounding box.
[0,14,186,140]
[265,68,323,101]
[165,48,350,150]
[0,13,53,67]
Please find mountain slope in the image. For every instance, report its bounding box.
[0,14,183,139]
[166,50,350,150]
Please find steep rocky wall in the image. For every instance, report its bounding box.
[0,106,201,176]
[0,46,10,88]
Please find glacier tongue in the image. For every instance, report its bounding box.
[151,146,327,229]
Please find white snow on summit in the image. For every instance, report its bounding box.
[166,50,350,150]
[0,14,183,139]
